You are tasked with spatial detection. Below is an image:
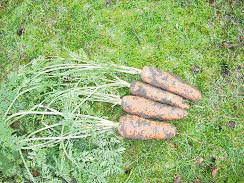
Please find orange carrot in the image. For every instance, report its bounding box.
[118,114,177,140]
[140,66,201,101]
[130,81,189,109]
[121,96,188,120]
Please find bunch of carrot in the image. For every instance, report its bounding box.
[5,57,202,146]
[116,66,201,140]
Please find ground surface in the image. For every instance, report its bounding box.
[0,0,243,182]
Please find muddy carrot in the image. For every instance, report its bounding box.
[140,66,201,101]
[121,96,188,120]
[130,81,189,109]
[118,114,177,140]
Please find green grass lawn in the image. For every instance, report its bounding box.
[0,0,243,182]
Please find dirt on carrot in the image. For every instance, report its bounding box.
[130,81,189,109]
[121,96,188,120]
[118,114,177,140]
[141,66,201,101]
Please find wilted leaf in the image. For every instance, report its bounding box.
[193,179,201,183]
[192,65,201,74]
[226,121,236,129]
[32,170,40,177]
[174,175,181,183]
[195,157,204,165]
[212,167,219,177]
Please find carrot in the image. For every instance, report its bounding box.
[121,96,188,120]
[140,66,201,101]
[118,114,177,140]
[130,81,189,109]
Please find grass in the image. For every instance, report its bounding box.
[0,0,243,182]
